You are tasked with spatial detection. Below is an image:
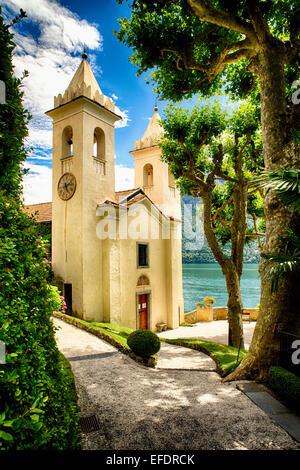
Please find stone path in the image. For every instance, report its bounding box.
[54,318,300,450]
[158,320,255,350]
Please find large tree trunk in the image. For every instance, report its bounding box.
[224,264,244,349]
[224,41,300,382]
[202,192,244,348]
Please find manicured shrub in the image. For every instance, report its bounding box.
[127,330,161,357]
[268,366,300,413]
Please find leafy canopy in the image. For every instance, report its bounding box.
[116,1,300,105]
[160,99,264,247]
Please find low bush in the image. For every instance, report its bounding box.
[47,285,66,314]
[268,366,300,413]
[127,330,161,357]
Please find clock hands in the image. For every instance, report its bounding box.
[58,173,76,200]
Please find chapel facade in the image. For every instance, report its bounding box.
[44,53,184,331]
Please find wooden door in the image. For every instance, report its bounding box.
[138,294,148,329]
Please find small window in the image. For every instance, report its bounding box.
[62,126,73,158]
[143,163,153,187]
[93,127,105,159]
[137,243,149,268]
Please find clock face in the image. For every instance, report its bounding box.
[57,173,76,200]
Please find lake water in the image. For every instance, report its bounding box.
[182,263,260,313]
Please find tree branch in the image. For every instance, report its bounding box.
[160,35,256,87]
[246,232,265,237]
[202,191,229,268]
[246,0,271,43]
[187,0,257,41]
[213,193,234,221]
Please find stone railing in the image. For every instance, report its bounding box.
[61,155,73,173]
[184,306,259,323]
[184,309,197,323]
[93,156,106,175]
[143,185,153,198]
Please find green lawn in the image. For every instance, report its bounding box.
[57,314,245,376]
[77,319,134,349]
[163,338,247,376]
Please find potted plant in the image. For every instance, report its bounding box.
[196,296,216,308]
[195,296,216,322]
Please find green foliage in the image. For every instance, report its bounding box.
[127,330,161,357]
[179,322,195,327]
[160,101,264,251]
[47,285,66,314]
[196,296,216,308]
[256,169,300,212]
[268,366,300,413]
[256,169,300,292]
[0,195,81,450]
[78,319,134,348]
[116,1,300,104]
[0,8,30,197]
[261,232,300,293]
[0,9,80,449]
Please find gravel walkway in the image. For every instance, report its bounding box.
[54,318,299,450]
[158,320,255,350]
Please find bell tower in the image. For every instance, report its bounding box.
[130,107,181,219]
[46,52,121,320]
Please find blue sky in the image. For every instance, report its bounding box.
[1,0,181,203]
[2,0,234,204]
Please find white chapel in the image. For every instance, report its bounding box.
[32,52,184,331]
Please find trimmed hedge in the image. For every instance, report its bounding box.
[268,366,300,413]
[0,11,81,449]
[127,330,161,357]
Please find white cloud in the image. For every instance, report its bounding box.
[115,106,130,129]
[2,0,129,150]
[22,163,52,204]
[22,162,135,205]
[115,165,135,192]
[3,0,132,204]
[26,121,52,149]
[4,0,101,52]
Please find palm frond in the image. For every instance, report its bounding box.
[261,249,300,293]
[253,168,300,211]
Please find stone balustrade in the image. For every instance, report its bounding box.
[184,306,259,323]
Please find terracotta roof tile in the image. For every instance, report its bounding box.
[25,202,52,223]
[98,189,182,222]
[115,188,137,200]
